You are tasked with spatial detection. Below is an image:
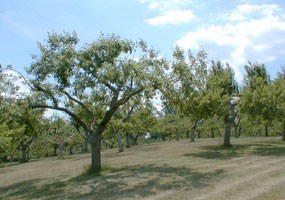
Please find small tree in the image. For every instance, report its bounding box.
[274,67,285,140]
[241,62,273,137]
[163,47,209,142]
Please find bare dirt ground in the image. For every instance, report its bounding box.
[1,137,285,200]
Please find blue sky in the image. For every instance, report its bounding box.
[1,0,285,82]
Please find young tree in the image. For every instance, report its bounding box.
[27,32,165,172]
[163,47,208,142]
[241,62,273,137]
[0,65,28,162]
[274,67,285,140]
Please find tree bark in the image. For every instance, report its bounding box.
[115,131,124,153]
[90,134,101,173]
[224,120,231,147]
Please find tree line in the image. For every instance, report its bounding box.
[0,32,284,173]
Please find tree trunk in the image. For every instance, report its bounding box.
[265,125,269,137]
[224,120,231,147]
[190,128,196,142]
[197,130,201,138]
[69,146,73,155]
[130,134,138,145]
[283,122,285,141]
[58,143,64,159]
[126,133,131,148]
[21,145,28,163]
[53,144,58,156]
[211,128,215,138]
[115,132,124,153]
[176,128,180,141]
[90,134,101,173]
[234,125,239,138]
[27,148,30,160]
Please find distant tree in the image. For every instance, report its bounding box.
[208,61,239,146]
[0,65,34,162]
[163,47,208,142]
[241,62,273,137]
[10,101,43,162]
[26,32,166,172]
[274,67,285,140]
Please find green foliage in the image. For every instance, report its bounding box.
[26,31,167,171]
[241,62,274,124]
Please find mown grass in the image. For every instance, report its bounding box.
[0,137,285,200]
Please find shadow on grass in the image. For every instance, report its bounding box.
[184,141,285,160]
[184,144,252,160]
[0,179,67,200]
[252,144,285,156]
[0,165,224,200]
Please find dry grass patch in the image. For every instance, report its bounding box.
[0,137,285,200]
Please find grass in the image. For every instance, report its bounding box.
[0,137,285,200]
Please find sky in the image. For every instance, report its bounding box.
[1,0,285,82]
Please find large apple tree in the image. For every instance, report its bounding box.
[27,32,166,172]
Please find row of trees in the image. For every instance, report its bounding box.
[1,32,284,173]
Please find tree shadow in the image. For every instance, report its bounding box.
[0,164,224,200]
[252,144,285,156]
[0,179,67,200]
[184,141,285,160]
[184,144,252,160]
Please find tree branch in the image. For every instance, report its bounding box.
[32,104,90,135]
[102,80,116,92]
[33,84,59,107]
[62,90,96,127]
[122,106,134,122]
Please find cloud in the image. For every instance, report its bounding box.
[176,4,285,81]
[228,4,280,22]
[145,9,195,25]
[138,0,192,11]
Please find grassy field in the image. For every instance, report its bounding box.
[1,137,285,200]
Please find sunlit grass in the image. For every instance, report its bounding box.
[0,137,285,199]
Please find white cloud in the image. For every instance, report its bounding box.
[176,4,285,81]
[138,0,192,11]
[145,9,195,25]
